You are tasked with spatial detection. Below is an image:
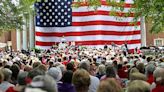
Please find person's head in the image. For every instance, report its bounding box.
[27,68,45,80]
[47,67,62,82]
[136,63,145,74]
[106,64,116,78]
[97,78,123,92]
[36,64,47,72]
[1,68,12,81]
[97,64,106,75]
[61,70,73,83]
[32,62,41,69]
[72,69,90,92]
[127,80,150,92]
[17,71,28,86]
[10,64,20,80]
[25,75,58,92]
[78,61,90,72]
[153,68,164,85]
[66,63,74,71]
[129,72,147,81]
[24,65,33,72]
[129,67,139,74]
[145,64,156,76]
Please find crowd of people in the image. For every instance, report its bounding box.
[0,43,164,92]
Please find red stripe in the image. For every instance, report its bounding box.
[72,1,135,8]
[36,40,141,46]
[36,30,141,37]
[72,21,140,26]
[73,11,135,17]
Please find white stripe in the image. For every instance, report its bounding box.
[36,35,141,42]
[74,0,134,4]
[35,25,140,33]
[73,15,140,22]
[84,44,141,49]
[73,5,134,13]
[36,44,140,50]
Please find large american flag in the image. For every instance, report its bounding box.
[35,0,141,50]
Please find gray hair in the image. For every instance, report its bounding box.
[28,75,58,92]
[78,60,90,72]
[2,68,12,81]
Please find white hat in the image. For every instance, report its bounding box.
[47,67,62,82]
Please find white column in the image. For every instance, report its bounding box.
[141,17,147,47]
[29,13,35,49]
[22,16,27,50]
[16,29,21,50]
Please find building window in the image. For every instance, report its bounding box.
[154,38,163,46]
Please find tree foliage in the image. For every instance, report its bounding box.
[0,0,163,33]
[0,0,23,31]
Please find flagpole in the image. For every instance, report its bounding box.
[29,13,35,50]
[16,29,21,50]
[141,16,147,47]
[22,16,28,50]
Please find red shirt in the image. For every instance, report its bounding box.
[147,74,154,84]
[152,85,164,92]
[6,87,18,92]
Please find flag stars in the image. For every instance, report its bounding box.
[37,16,40,19]
[43,22,47,26]
[49,2,52,6]
[40,12,43,16]
[55,22,58,25]
[61,22,64,25]
[35,0,72,27]
[52,19,55,22]
[49,9,52,12]
[49,16,52,19]
[40,19,43,22]
[45,6,49,9]
[58,5,61,9]
[52,5,55,9]
[64,5,67,8]
[43,9,46,12]
[58,19,61,22]
[43,16,46,19]
[55,9,58,12]
[42,3,45,6]
[64,19,67,22]
[64,12,67,15]
[52,12,55,15]
[55,16,58,19]
[61,16,64,19]
[68,1,71,5]
[58,12,61,15]
[46,19,50,22]
[61,2,64,5]
[67,15,71,18]
[46,13,49,16]
[37,22,40,25]
[67,22,71,25]
[68,8,71,11]
[39,6,42,9]
[49,22,53,25]
[61,9,64,12]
